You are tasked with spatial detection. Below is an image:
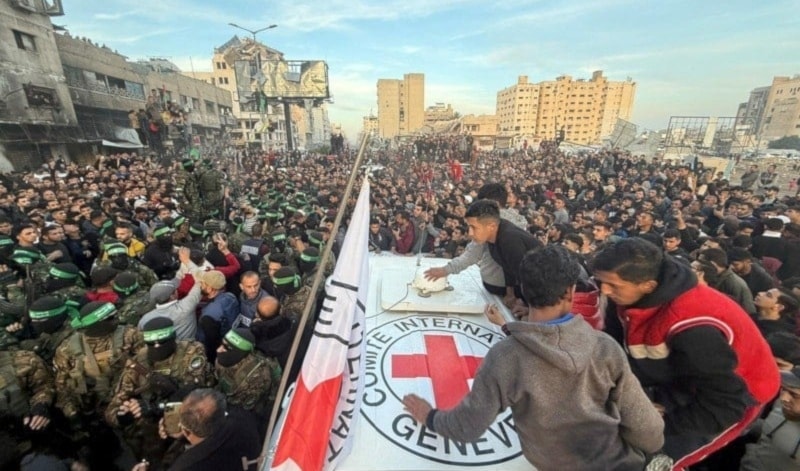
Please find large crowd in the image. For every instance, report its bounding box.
[0,137,799,471]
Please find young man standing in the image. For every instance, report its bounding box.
[592,238,780,470]
[403,245,665,470]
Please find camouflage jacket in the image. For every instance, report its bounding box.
[280,285,312,321]
[0,349,54,417]
[116,292,156,326]
[6,261,54,305]
[47,285,87,319]
[18,326,74,364]
[53,326,143,418]
[95,259,159,291]
[105,340,214,427]
[215,352,280,415]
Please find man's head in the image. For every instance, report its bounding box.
[591,238,662,307]
[115,224,134,243]
[179,388,227,444]
[15,223,38,246]
[662,228,681,253]
[142,316,177,363]
[780,366,800,421]
[198,270,226,297]
[728,248,754,275]
[464,199,501,244]
[239,271,261,300]
[698,248,728,274]
[519,245,580,311]
[216,328,255,368]
[40,224,64,243]
[476,183,509,209]
[592,221,612,243]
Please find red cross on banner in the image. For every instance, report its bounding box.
[392,334,483,410]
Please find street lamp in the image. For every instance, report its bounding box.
[227,23,277,42]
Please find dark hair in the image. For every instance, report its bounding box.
[179,388,227,438]
[727,247,753,263]
[699,248,728,268]
[590,238,663,283]
[563,233,584,248]
[519,245,580,308]
[765,218,785,231]
[476,183,508,207]
[693,260,720,286]
[464,199,500,222]
[663,228,681,240]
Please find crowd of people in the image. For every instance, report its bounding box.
[0,136,799,470]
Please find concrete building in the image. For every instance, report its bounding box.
[460,114,498,150]
[759,75,800,141]
[362,114,378,135]
[425,103,455,123]
[191,36,331,151]
[377,73,424,138]
[496,71,636,146]
[0,0,79,170]
[55,33,232,160]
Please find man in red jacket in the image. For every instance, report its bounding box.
[591,238,780,470]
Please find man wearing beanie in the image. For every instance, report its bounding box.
[105,316,212,464]
[139,250,203,341]
[272,266,311,320]
[215,327,280,431]
[42,263,86,319]
[52,301,141,468]
[113,271,155,325]
[83,266,120,305]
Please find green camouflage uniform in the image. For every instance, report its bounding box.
[280,285,312,320]
[216,352,280,416]
[48,285,87,319]
[198,167,225,220]
[95,259,158,291]
[105,340,213,463]
[18,326,74,363]
[0,349,55,417]
[178,168,203,222]
[6,260,54,306]
[116,292,156,326]
[53,325,143,419]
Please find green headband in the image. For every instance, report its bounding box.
[143,326,176,343]
[49,267,79,280]
[105,245,128,256]
[113,280,139,296]
[300,253,319,263]
[308,235,323,247]
[102,220,113,229]
[272,233,286,242]
[173,216,186,227]
[224,330,254,352]
[189,226,207,237]
[0,238,13,246]
[11,249,44,264]
[29,304,67,320]
[273,274,299,287]
[265,211,281,219]
[153,226,172,238]
[71,302,116,329]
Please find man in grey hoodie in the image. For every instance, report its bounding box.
[403,245,665,470]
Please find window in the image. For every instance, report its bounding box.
[23,84,58,107]
[205,100,216,114]
[13,30,36,51]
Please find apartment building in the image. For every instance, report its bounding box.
[377,73,424,138]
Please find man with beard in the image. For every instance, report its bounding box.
[38,224,71,264]
[142,225,179,280]
[214,327,279,437]
[114,223,146,259]
[96,241,158,290]
[237,271,273,329]
[197,270,239,363]
[105,317,213,465]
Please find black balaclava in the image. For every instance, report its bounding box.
[29,296,68,335]
[143,317,177,363]
[297,247,320,276]
[75,301,118,337]
[44,262,81,293]
[216,328,255,368]
[272,266,301,298]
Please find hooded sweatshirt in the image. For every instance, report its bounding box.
[431,315,664,470]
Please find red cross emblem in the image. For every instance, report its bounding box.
[392,334,483,409]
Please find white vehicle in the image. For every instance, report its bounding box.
[267,253,530,471]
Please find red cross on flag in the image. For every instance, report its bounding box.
[269,177,370,471]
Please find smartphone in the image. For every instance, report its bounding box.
[161,402,183,436]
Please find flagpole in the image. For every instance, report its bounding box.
[261,133,371,465]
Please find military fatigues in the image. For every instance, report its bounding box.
[105,340,213,463]
[216,352,280,416]
[95,259,158,291]
[0,349,55,416]
[279,285,312,320]
[198,168,225,220]
[116,292,156,325]
[18,326,74,363]
[179,168,203,222]
[48,285,87,319]
[53,325,143,419]
[7,260,54,305]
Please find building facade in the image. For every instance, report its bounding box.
[0,0,79,170]
[377,73,424,138]
[56,33,232,160]
[496,71,636,146]
[759,75,800,142]
[460,114,498,150]
[425,103,455,123]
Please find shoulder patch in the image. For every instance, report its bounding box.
[189,356,205,370]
